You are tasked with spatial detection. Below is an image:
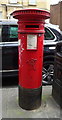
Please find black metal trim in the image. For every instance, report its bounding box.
[2,70,18,78]
[18,85,42,110]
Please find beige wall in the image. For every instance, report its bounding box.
[0,0,8,4]
[0,5,2,19]
[36,0,50,10]
[0,0,50,19]
[0,5,7,19]
[7,6,22,18]
[21,0,50,10]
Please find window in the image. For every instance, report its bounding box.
[44,28,55,40]
[10,26,18,38]
[2,25,18,42]
[29,0,36,5]
[9,0,17,4]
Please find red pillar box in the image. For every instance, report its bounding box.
[11,9,50,110]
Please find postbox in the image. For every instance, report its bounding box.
[11,9,50,110]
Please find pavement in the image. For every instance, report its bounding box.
[1,86,62,119]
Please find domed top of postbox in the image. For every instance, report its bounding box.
[11,9,50,21]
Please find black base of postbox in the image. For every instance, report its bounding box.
[18,85,42,110]
[52,80,62,108]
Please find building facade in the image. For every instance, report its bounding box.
[50,1,62,31]
[0,0,50,19]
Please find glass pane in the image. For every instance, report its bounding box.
[29,0,36,5]
[9,0,17,3]
[10,26,18,38]
[2,25,9,42]
[44,28,54,40]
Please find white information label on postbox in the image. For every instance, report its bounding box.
[27,35,37,50]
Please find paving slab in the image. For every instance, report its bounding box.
[1,86,61,118]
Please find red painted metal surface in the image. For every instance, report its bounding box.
[11,9,50,89]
